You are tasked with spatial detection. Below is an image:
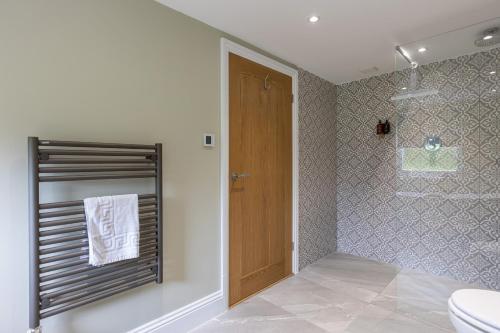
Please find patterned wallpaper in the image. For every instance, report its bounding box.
[336,48,499,289]
[298,69,337,269]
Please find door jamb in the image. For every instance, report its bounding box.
[220,38,299,309]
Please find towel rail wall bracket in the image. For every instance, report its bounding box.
[28,137,163,333]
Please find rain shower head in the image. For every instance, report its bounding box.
[391,88,439,101]
[474,27,500,47]
[392,45,439,100]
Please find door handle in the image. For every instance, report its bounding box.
[231,172,251,182]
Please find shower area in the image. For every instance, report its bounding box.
[336,18,499,290]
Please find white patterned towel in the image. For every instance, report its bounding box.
[84,194,139,266]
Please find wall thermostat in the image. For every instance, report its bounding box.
[203,133,215,147]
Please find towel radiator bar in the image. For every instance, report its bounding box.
[28,137,163,333]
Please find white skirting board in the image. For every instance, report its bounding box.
[128,290,225,333]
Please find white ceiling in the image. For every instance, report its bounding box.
[156,0,500,84]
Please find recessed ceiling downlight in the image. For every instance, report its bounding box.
[484,35,493,40]
[418,47,427,53]
[308,15,319,23]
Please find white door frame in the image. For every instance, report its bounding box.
[219,38,299,308]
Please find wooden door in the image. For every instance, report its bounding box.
[229,53,292,306]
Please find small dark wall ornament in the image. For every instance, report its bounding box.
[376,120,391,136]
[383,120,390,134]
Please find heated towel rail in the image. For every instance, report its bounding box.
[28,137,163,332]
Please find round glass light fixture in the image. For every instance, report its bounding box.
[308,15,319,23]
[424,136,442,151]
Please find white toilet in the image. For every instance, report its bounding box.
[448,289,500,333]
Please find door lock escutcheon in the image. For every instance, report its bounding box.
[231,172,250,182]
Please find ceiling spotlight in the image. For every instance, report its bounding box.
[308,15,319,23]
[418,47,427,53]
[483,35,493,40]
[402,87,407,90]
[490,71,496,75]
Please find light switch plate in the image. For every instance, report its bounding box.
[203,133,215,147]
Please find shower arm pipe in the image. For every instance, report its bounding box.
[395,46,417,67]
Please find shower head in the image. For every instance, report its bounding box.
[391,88,439,101]
[474,27,500,47]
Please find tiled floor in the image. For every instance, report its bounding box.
[192,253,477,333]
